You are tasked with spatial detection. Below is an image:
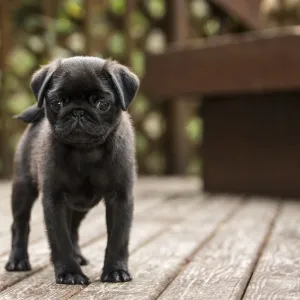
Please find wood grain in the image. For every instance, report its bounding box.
[243,201,300,300]
[0,220,166,300]
[0,194,163,256]
[69,196,240,300]
[210,0,262,29]
[136,195,203,222]
[159,198,279,300]
[0,194,167,292]
[0,207,105,292]
[143,29,300,98]
[0,201,104,256]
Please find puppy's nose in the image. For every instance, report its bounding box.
[72,109,84,118]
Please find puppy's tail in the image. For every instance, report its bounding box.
[13,104,45,124]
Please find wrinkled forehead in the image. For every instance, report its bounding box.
[50,57,110,95]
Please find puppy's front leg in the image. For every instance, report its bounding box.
[43,192,90,285]
[101,192,133,282]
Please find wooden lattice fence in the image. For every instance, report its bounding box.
[0,0,243,178]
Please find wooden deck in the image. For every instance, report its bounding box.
[0,177,300,299]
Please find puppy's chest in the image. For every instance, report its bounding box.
[60,149,113,189]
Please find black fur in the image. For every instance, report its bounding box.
[5,56,139,285]
[13,104,45,123]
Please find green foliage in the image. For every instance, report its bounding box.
[147,0,166,19]
[186,118,203,143]
[65,0,84,19]
[108,33,126,57]
[0,0,242,177]
[109,0,126,15]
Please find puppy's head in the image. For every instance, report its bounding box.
[31,56,139,146]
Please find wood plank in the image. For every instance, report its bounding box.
[68,196,241,300]
[0,201,104,256]
[136,195,203,222]
[0,220,167,299]
[134,177,200,197]
[0,196,167,292]
[142,28,300,98]
[163,0,189,175]
[243,201,300,300]
[158,198,279,300]
[202,93,300,198]
[211,0,262,29]
[0,195,163,255]
[0,209,105,292]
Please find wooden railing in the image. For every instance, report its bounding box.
[143,27,300,198]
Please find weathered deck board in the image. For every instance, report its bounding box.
[0,195,164,257]
[0,194,170,292]
[243,201,300,300]
[0,219,166,300]
[136,195,202,222]
[69,197,240,300]
[1,178,299,300]
[158,198,279,300]
[0,201,104,257]
[0,193,201,298]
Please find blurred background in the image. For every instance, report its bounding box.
[0,0,296,179]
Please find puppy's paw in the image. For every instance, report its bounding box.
[56,272,90,285]
[5,258,31,272]
[101,269,132,283]
[75,254,89,266]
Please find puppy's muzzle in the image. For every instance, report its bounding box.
[72,109,84,119]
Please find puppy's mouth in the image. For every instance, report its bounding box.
[54,119,109,146]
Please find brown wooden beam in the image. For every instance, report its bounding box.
[143,27,300,98]
[210,0,263,29]
[162,0,189,175]
[202,91,300,198]
[0,0,12,177]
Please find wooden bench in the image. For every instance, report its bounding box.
[143,27,300,198]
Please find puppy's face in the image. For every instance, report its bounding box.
[31,57,139,146]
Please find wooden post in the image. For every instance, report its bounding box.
[163,0,188,174]
[0,0,11,178]
[84,0,92,55]
[43,0,58,58]
[124,0,136,67]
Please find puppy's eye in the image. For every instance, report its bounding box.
[61,97,69,105]
[96,100,111,112]
[50,100,63,112]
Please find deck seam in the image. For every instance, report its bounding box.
[62,227,172,300]
[154,197,245,299]
[0,196,165,258]
[62,199,212,299]
[0,231,108,292]
[0,198,186,294]
[239,200,283,300]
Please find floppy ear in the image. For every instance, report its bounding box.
[31,59,61,108]
[104,60,140,111]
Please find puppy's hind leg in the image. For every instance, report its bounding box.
[5,178,38,271]
[68,210,89,266]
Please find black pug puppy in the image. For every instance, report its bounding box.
[5,56,139,285]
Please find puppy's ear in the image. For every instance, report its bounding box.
[31,59,61,108]
[104,60,139,111]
